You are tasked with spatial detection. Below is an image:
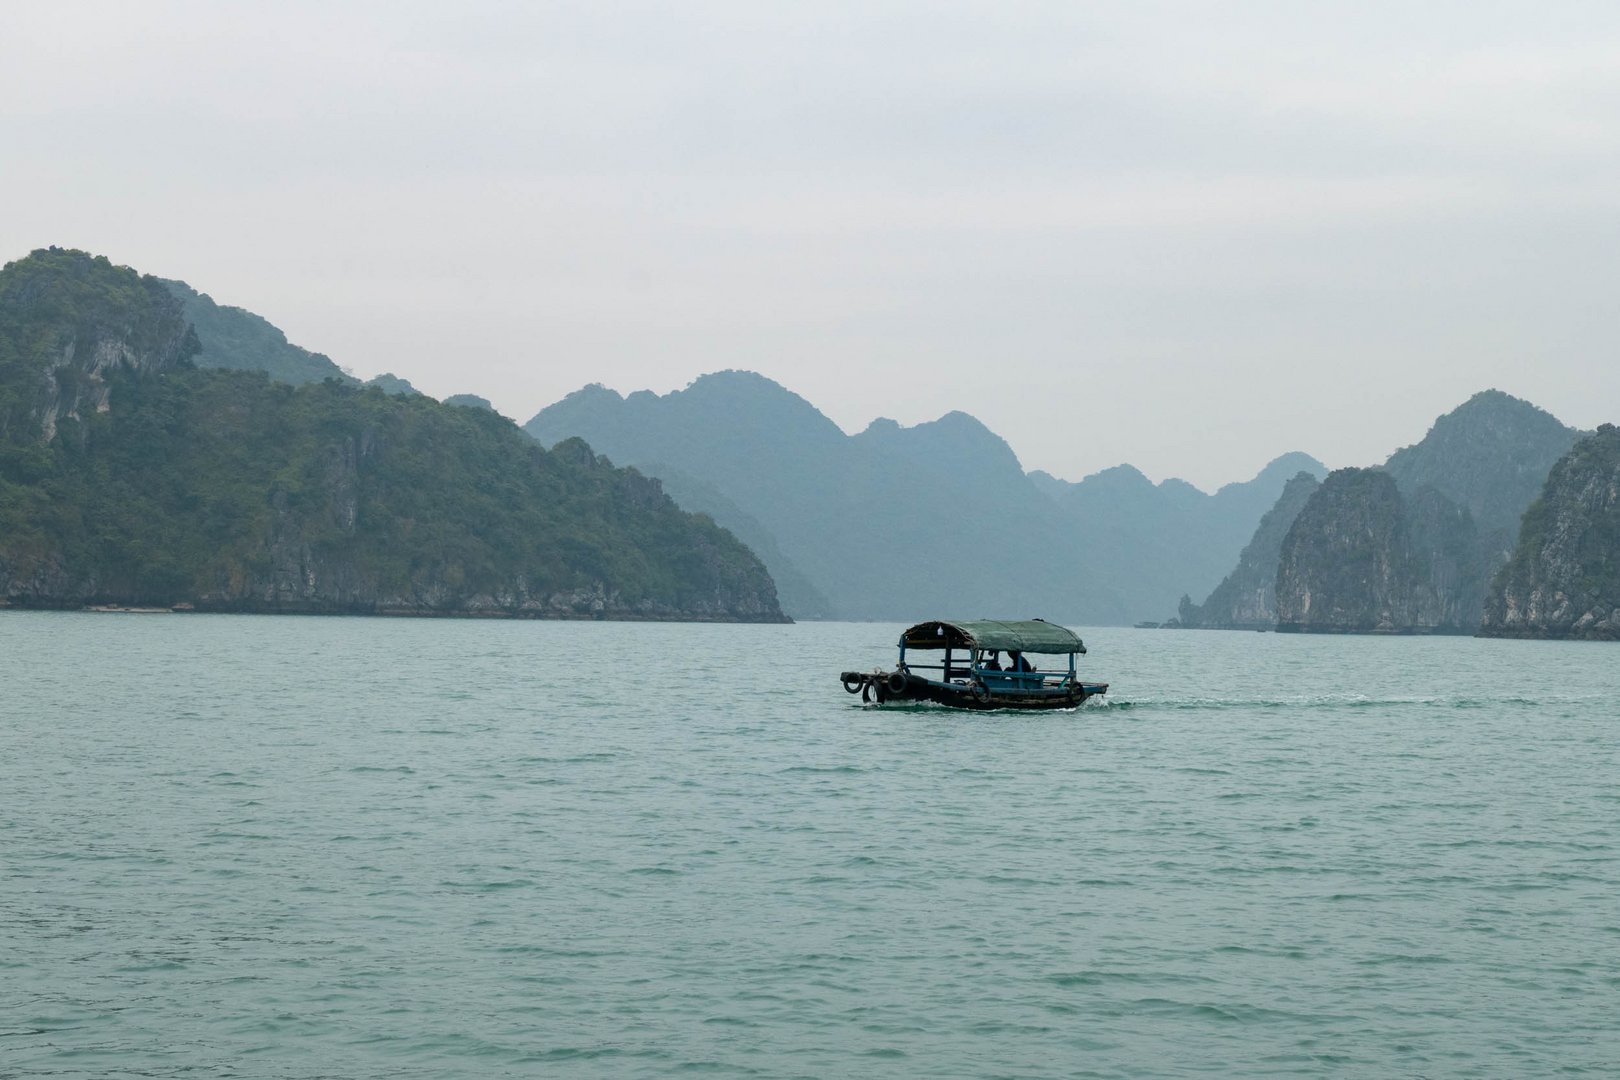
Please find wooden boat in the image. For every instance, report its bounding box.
[841,619,1108,710]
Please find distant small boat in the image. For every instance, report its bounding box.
[841,619,1108,710]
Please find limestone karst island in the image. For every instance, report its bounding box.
[3,246,1617,640]
[0,248,785,621]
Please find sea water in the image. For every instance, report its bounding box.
[2,611,1617,1078]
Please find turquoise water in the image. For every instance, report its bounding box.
[3,611,1617,1077]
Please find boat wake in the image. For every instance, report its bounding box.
[1097,693,1557,712]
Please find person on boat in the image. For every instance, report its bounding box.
[1008,651,1034,674]
[982,650,1003,671]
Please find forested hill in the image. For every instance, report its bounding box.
[0,248,785,621]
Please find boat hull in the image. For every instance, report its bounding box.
[840,670,1107,711]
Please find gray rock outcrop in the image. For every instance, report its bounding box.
[1274,468,1482,633]
[0,249,198,444]
[1481,424,1620,640]
[1195,390,1578,634]
[1178,471,1320,628]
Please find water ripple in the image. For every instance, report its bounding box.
[3,614,1618,1077]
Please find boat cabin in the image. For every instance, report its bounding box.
[900,618,1083,689]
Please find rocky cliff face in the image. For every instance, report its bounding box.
[1178,471,1319,628]
[1481,424,1620,640]
[219,436,782,620]
[0,249,198,444]
[1274,468,1482,633]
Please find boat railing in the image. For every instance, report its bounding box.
[900,660,973,681]
[976,669,1074,690]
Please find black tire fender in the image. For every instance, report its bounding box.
[843,674,864,694]
[886,669,909,695]
[971,680,991,704]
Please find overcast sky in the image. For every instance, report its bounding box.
[4,1,1618,489]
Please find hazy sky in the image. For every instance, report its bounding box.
[5,1,1618,489]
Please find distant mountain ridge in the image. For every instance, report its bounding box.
[165,277,424,398]
[529,371,1118,622]
[163,278,352,386]
[1030,451,1328,623]
[526,371,1323,623]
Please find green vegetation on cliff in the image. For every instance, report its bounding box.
[1,248,198,447]
[365,372,422,396]
[0,249,785,620]
[1482,424,1620,640]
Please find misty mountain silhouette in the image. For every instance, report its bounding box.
[527,371,1324,623]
